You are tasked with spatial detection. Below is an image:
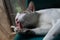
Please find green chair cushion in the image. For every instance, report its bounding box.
[14,33,44,40]
[14,33,60,40]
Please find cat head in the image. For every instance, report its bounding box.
[15,1,39,29]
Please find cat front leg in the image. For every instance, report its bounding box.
[28,27,50,35]
[43,20,60,40]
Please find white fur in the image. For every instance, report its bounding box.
[30,8,60,35]
[15,12,26,21]
[43,19,60,40]
[11,26,17,32]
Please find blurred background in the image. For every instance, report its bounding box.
[0,0,60,40]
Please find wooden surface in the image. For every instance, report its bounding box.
[0,0,13,40]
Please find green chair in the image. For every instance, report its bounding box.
[14,33,60,40]
[14,33,44,40]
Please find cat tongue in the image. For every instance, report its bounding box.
[16,18,23,30]
[15,19,23,30]
[20,22,23,29]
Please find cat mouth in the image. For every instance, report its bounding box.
[20,22,23,29]
[16,19,23,30]
[16,21,23,29]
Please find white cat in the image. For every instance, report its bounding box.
[15,1,60,40]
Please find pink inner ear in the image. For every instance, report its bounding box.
[28,4,35,12]
[28,1,35,12]
[30,5,34,11]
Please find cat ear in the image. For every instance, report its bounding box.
[27,1,35,12]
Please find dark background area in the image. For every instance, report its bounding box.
[26,0,60,10]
